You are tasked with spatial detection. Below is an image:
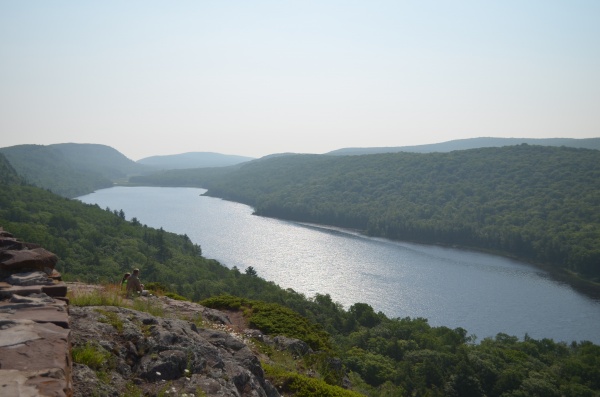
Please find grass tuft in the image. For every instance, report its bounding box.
[95,308,124,332]
[68,284,126,307]
[72,342,111,370]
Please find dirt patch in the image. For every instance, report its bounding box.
[222,309,249,332]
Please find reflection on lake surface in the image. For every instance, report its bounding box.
[77,186,600,343]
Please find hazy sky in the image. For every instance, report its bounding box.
[1,1,599,160]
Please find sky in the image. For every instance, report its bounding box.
[1,1,599,160]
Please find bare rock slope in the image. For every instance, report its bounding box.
[70,299,281,397]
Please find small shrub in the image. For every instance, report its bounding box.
[165,291,188,301]
[72,342,111,370]
[144,281,167,295]
[264,364,364,397]
[201,295,331,351]
[200,294,245,310]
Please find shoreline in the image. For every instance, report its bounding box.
[261,214,600,303]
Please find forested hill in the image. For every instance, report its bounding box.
[138,145,600,280]
[47,143,147,179]
[327,137,600,155]
[0,153,23,185]
[0,143,149,198]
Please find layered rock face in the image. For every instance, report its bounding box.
[0,227,71,396]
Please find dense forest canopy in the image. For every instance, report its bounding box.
[46,143,147,179]
[133,145,600,281]
[0,144,114,197]
[0,153,23,186]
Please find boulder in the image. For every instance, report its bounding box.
[202,307,233,325]
[0,248,58,274]
[271,335,313,356]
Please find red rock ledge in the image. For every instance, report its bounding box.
[0,227,71,397]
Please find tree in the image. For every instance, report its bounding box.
[349,303,382,327]
[245,266,258,277]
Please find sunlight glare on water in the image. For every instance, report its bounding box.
[77,186,600,343]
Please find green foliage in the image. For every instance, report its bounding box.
[344,347,398,387]
[96,308,124,333]
[201,295,332,351]
[200,294,244,310]
[264,364,365,397]
[0,144,113,197]
[0,143,151,197]
[72,342,112,370]
[245,266,258,276]
[0,153,23,185]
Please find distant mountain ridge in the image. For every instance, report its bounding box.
[137,152,254,169]
[0,143,149,198]
[0,143,255,198]
[49,143,146,179]
[327,137,600,155]
[2,137,598,198]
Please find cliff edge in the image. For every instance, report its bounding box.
[0,227,290,397]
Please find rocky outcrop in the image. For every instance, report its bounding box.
[0,227,71,397]
[70,305,281,397]
[270,335,313,357]
[0,228,66,299]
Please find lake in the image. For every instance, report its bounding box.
[77,186,600,343]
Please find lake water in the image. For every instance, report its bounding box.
[77,186,600,344]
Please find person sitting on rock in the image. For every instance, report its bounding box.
[126,268,147,297]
